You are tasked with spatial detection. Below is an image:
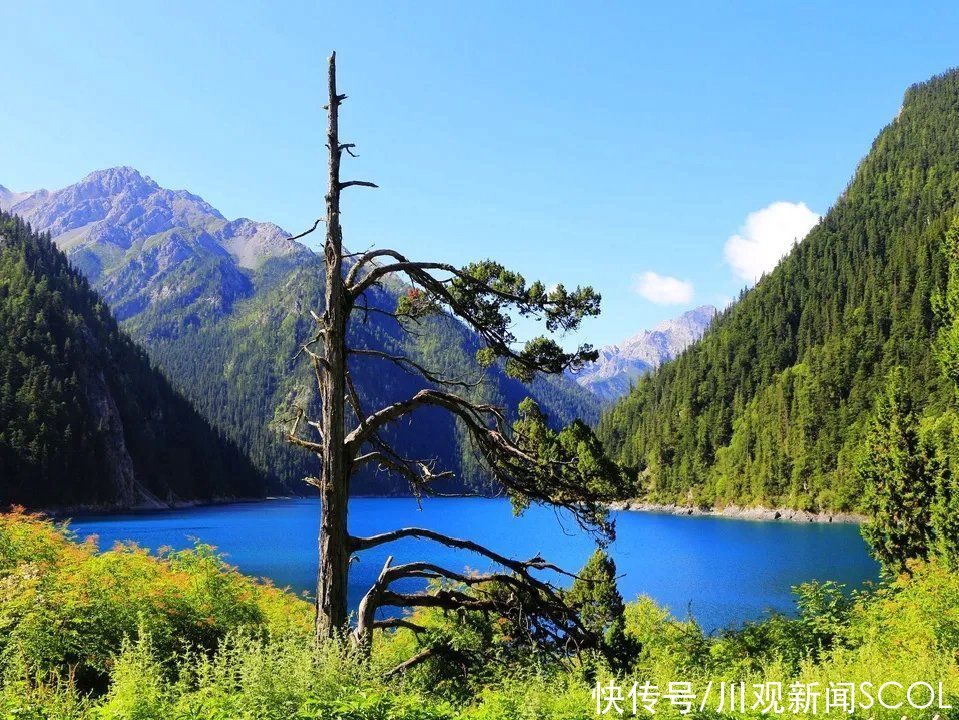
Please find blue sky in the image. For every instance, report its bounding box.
[2,2,958,347]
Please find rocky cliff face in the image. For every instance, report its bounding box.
[571,305,715,402]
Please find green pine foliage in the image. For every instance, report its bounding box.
[857,369,943,571]
[0,212,263,508]
[599,69,959,512]
[856,213,959,572]
[934,217,959,396]
[567,550,625,634]
[567,549,637,671]
[930,216,959,567]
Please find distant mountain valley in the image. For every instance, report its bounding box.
[1,168,599,501]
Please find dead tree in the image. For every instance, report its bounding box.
[287,52,623,655]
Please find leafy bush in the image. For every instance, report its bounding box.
[0,510,311,691]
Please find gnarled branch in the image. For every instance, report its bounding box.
[346,251,597,378]
[350,526,572,579]
[344,388,499,453]
[353,450,454,495]
[382,645,462,680]
[352,549,592,661]
[353,539,595,668]
[342,388,615,538]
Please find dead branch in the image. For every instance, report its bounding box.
[353,450,454,495]
[288,433,324,454]
[373,617,427,633]
[344,248,409,286]
[340,387,613,535]
[287,218,326,242]
[344,370,366,427]
[349,526,573,580]
[353,551,588,656]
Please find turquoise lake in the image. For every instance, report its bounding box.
[69,497,879,632]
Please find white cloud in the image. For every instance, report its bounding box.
[724,201,820,282]
[632,271,694,305]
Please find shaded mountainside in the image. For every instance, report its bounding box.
[0,212,263,509]
[598,69,959,513]
[3,169,599,496]
[571,305,715,402]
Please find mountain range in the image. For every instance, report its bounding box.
[569,305,715,402]
[1,167,600,500]
[0,167,304,324]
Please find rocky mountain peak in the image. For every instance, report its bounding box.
[78,166,159,196]
[571,305,716,402]
[632,305,716,357]
[0,167,311,273]
[1,167,225,250]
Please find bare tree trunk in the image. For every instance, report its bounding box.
[282,51,610,653]
[317,51,350,640]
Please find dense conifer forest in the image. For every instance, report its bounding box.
[0,213,264,508]
[598,70,959,512]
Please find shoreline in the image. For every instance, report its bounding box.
[39,495,284,520]
[608,500,865,524]
[32,495,864,525]
[37,493,480,519]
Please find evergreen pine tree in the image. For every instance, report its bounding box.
[567,549,637,670]
[858,369,938,571]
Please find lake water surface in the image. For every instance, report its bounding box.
[69,497,878,631]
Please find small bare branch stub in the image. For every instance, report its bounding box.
[339,180,379,190]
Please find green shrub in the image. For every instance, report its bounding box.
[0,511,311,692]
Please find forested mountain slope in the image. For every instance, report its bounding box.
[2,169,598,495]
[598,69,959,512]
[0,212,263,508]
